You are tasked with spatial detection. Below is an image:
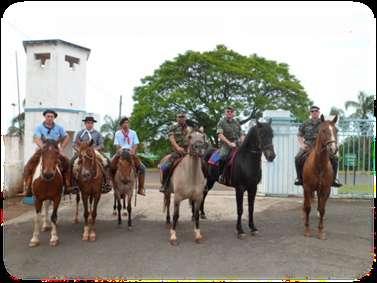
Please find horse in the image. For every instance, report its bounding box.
[75,140,104,241]
[202,119,276,238]
[113,149,136,229]
[302,114,338,240]
[162,127,207,245]
[28,139,64,247]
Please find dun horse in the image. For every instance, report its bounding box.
[75,140,104,241]
[113,149,136,228]
[28,139,64,247]
[203,120,276,238]
[302,114,338,240]
[162,128,207,245]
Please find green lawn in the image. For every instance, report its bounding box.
[338,184,374,194]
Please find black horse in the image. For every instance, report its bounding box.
[200,119,276,238]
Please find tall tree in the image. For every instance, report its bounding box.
[131,45,311,154]
[345,91,374,119]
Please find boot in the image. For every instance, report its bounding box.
[159,169,169,193]
[218,159,226,184]
[137,173,146,196]
[331,158,342,187]
[294,158,303,185]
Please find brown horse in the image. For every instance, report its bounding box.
[75,140,103,241]
[162,127,207,245]
[28,139,64,247]
[113,149,136,228]
[302,114,338,240]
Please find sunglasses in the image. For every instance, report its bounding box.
[310,110,319,113]
[226,110,234,113]
[177,115,186,118]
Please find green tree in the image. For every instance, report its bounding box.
[131,45,311,154]
[345,91,374,119]
[100,115,120,156]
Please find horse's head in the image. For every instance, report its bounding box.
[117,149,135,185]
[255,119,276,162]
[40,139,60,181]
[187,126,206,157]
[76,140,96,181]
[318,114,339,156]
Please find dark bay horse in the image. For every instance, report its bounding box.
[113,149,136,228]
[75,140,104,241]
[28,139,64,247]
[202,120,276,238]
[302,114,338,240]
[161,127,207,245]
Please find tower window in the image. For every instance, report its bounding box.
[65,55,80,70]
[34,53,50,67]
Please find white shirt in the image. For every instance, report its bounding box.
[114,129,139,149]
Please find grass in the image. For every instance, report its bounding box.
[338,184,374,194]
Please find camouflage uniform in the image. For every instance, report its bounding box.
[294,118,340,185]
[216,117,242,160]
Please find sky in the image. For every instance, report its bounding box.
[1,1,376,134]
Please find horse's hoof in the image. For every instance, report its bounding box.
[318,232,327,240]
[237,233,247,239]
[128,226,132,231]
[200,214,207,220]
[89,234,96,242]
[112,211,117,216]
[170,239,178,246]
[122,212,128,216]
[165,223,171,229]
[29,241,40,247]
[72,218,79,224]
[250,228,258,236]
[304,231,311,237]
[195,236,203,244]
[50,239,59,247]
[82,235,89,241]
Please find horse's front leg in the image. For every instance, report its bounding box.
[123,195,127,216]
[112,191,117,215]
[247,185,258,235]
[89,192,101,241]
[49,195,61,246]
[236,187,246,239]
[303,189,312,237]
[317,189,330,240]
[193,198,203,243]
[82,193,90,241]
[127,193,132,230]
[73,190,80,223]
[41,200,52,231]
[29,199,43,247]
[170,200,180,246]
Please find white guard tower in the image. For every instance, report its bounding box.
[23,39,91,163]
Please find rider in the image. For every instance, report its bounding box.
[159,111,190,193]
[217,106,245,183]
[23,109,72,196]
[294,105,342,187]
[71,115,112,193]
[111,116,146,196]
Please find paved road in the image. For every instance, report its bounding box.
[3,171,373,280]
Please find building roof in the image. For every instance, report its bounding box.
[23,39,91,59]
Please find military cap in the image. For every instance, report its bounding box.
[310,105,320,112]
[82,116,97,123]
[43,109,58,118]
[226,106,235,111]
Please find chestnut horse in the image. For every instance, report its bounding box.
[302,114,338,240]
[162,128,207,245]
[28,139,64,247]
[75,140,104,241]
[113,149,136,228]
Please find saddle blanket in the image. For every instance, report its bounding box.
[208,150,221,166]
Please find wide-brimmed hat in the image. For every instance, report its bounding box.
[43,109,58,118]
[310,105,320,112]
[82,116,97,123]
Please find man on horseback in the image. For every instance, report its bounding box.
[110,116,146,196]
[23,109,72,196]
[217,106,245,184]
[159,112,190,193]
[72,116,112,193]
[294,105,342,187]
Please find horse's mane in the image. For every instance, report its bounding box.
[239,126,258,151]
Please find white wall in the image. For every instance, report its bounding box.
[3,135,24,197]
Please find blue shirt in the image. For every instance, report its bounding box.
[114,129,139,149]
[33,122,67,141]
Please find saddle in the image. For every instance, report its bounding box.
[208,148,238,186]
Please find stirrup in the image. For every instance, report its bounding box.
[332,180,342,188]
[294,179,303,186]
[101,183,112,194]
